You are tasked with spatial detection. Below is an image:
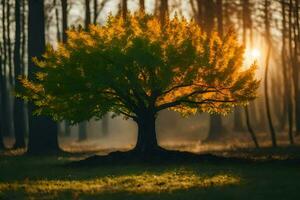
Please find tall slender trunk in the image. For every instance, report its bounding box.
[61,0,68,43]
[93,0,98,24]
[1,0,10,138]
[159,0,168,26]
[139,0,145,12]
[264,45,277,147]
[6,0,13,84]
[85,0,91,30]
[245,106,259,148]
[241,0,258,147]
[28,0,60,155]
[264,0,277,147]
[0,40,5,150]
[13,0,26,149]
[281,0,293,144]
[121,0,127,20]
[292,0,300,135]
[54,0,61,42]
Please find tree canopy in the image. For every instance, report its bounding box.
[20,12,259,124]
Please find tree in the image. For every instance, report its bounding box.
[21,13,259,155]
[0,39,5,150]
[13,0,26,148]
[281,0,294,144]
[264,0,277,147]
[27,0,60,154]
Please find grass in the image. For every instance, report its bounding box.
[0,149,300,200]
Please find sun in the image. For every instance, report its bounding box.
[250,48,260,59]
[246,48,261,61]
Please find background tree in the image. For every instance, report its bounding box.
[263,0,277,147]
[27,0,60,154]
[21,13,259,155]
[13,0,26,148]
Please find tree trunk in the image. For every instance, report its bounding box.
[0,41,5,150]
[78,122,87,141]
[159,0,168,26]
[121,0,127,20]
[139,0,145,12]
[206,115,224,141]
[102,114,109,136]
[264,46,277,147]
[61,0,68,43]
[133,111,159,155]
[54,0,61,42]
[64,121,71,136]
[13,0,26,149]
[28,0,60,155]
[245,106,259,148]
[85,0,91,30]
[1,0,12,138]
[285,0,294,144]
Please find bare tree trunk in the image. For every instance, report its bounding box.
[245,106,259,148]
[1,0,10,138]
[6,0,13,84]
[61,0,68,43]
[78,122,87,141]
[283,2,294,144]
[159,0,168,26]
[292,0,300,135]
[139,0,145,12]
[241,0,258,147]
[54,0,61,42]
[85,0,91,29]
[13,0,26,149]
[121,0,127,20]
[93,0,98,23]
[0,39,5,150]
[102,115,108,136]
[28,0,60,155]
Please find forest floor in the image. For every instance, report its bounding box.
[1,145,300,200]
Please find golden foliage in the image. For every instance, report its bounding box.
[20,12,259,122]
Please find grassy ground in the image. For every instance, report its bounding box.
[1,148,300,200]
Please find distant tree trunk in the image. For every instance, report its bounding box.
[280,0,292,138]
[6,0,13,84]
[159,0,168,26]
[121,0,127,20]
[0,40,5,150]
[1,0,10,138]
[93,0,98,23]
[216,0,223,36]
[102,115,109,136]
[54,0,61,42]
[61,0,69,136]
[13,0,26,149]
[292,0,300,135]
[264,0,276,147]
[61,0,68,43]
[28,0,60,154]
[139,0,145,12]
[241,0,258,147]
[78,122,87,141]
[85,0,91,29]
[245,105,259,148]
